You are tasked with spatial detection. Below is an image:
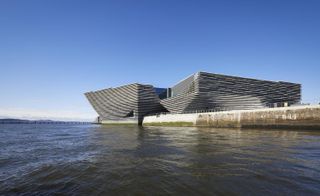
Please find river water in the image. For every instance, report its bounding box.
[0,124,320,195]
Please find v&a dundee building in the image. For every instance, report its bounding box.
[85,72,301,124]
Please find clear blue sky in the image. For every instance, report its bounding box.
[0,0,319,120]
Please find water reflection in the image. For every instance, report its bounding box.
[0,124,320,195]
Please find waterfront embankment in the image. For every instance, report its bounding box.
[143,105,320,129]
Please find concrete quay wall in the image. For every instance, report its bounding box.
[101,119,138,125]
[142,105,320,129]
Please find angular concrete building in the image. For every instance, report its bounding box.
[85,83,167,124]
[161,72,301,113]
[85,72,301,124]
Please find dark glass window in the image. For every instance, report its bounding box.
[154,88,168,99]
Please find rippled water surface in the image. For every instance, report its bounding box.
[1,124,320,195]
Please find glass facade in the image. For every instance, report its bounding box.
[153,88,168,99]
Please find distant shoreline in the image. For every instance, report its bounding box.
[0,118,92,124]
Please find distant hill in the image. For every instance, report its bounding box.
[0,119,31,124]
[0,118,91,124]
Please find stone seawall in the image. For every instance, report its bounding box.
[142,105,320,129]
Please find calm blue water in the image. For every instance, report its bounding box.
[0,124,320,195]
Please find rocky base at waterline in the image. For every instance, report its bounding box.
[143,105,320,129]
